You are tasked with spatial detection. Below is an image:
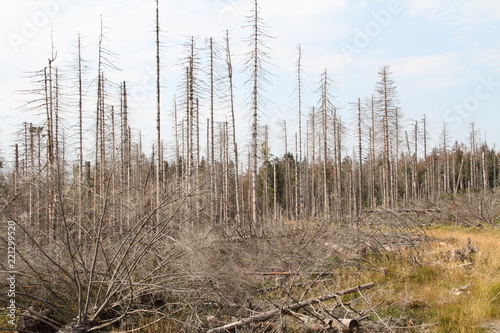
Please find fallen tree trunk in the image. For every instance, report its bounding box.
[206,282,375,333]
[364,209,441,214]
[245,271,336,276]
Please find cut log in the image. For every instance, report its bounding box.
[338,318,360,332]
[206,282,375,333]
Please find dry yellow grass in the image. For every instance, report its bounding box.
[424,227,500,332]
[362,225,500,332]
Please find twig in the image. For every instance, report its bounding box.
[357,287,396,333]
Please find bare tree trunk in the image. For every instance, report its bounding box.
[251,1,259,233]
[470,123,477,189]
[370,96,376,209]
[155,0,162,228]
[413,121,418,200]
[394,108,400,206]
[442,123,449,194]
[357,98,363,220]
[120,81,130,232]
[186,66,191,179]
[263,126,269,219]
[76,34,85,239]
[223,122,229,224]
[294,133,299,220]
[405,131,411,203]
[321,70,329,219]
[225,31,241,225]
[296,44,303,217]
[111,106,116,229]
[284,121,289,219]
[99,72,106,206]
[335,114,343,220]
[209,37,216,225]
[311,108,316,217]
[46,54,56,239]
[94,23,103,224]
[422,115,428,199]
[174,98,180,164]
[14,144,19,198]
[273,160,277,221]
[482,151,488,190]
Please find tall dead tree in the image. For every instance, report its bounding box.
[469,122,477,189]
[413,121,418,200]
[369,95,376,209]
[225,30,241,224]
[442,123,450,194]
[244,0,272,232]
[334,113,343,219]
[422,115,429,198]
[296,44,304,218]
[182,37,202,192]
[45,52,57,238]
[155,0,162,226]
[209,37,216,224]
[73,33,86,238]
[357,98,363,219]
[320,70,330,218]
[374,65,400,208]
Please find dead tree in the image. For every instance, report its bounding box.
[225,30,241,224]
[244,0,272,233]
[320,70,330,218]
[374,66,400,208]
[296,44,304,218]
[155,0,162,227]
[357,98,363,220]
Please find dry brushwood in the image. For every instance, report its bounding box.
[450,237,477,263]
[206,282,375,333]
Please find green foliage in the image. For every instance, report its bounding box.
[257,153,295,211]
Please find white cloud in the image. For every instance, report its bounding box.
[403,0,454,19]
[403,0,500,28]
[459,0,500,23]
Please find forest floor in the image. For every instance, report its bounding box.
[1,208,499,332]
[123,212,500,332]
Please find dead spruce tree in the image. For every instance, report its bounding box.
[296,44,304,218]
[244,0,272,233]
[155,0,162,229]
[374,65,401,208]
[225,30,241,225]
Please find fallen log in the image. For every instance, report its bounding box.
[364,209,441,214]
[206,282,375,333]
[245,271,336,276]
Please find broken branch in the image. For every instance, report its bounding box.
[206,282,375,333]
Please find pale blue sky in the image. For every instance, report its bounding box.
[1,0,499,164]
